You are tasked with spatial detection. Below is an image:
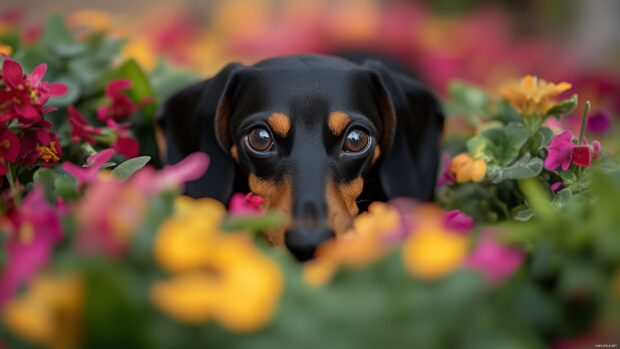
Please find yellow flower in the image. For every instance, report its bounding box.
[402,219,470,280]
[150,196,282,332]
[498,75,572,116]
[0,44,12,55]
[122,37,157,71]
[449,152,487,183]
[2,274,83,349]
[303,202,399,286]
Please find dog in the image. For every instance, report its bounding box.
[157,54,444,261]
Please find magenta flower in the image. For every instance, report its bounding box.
[544,131,575,171]
[63,148,116,184]
[586,110,611,134]
[0,186,63,304]
[442,209,474,234]
[0,127,20,176]
[106,119,140,158]
[229,193,265,216]
[0,58,67,126]
[464,229,524,286]
[97,79,152,122]
[68,105,103,145]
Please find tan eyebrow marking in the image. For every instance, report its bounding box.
[267,113,291,137]
[328,112,350,136]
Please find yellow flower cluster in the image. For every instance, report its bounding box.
[150,196,283,332]
[450,152,487,183]
[2,274,83,349]
[304,203,471,285]
[498,75,572,116]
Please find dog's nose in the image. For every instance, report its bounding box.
[285,227,335,261]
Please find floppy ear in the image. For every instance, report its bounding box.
[157,63,245,201]
[364,60,444,201]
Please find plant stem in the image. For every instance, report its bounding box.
[578,101,590,145]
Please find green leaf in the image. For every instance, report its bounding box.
[220,211,288,234]
[489,154,544,183]
[513,207,535,222]
[53,175,79,201]
[52,42,87,57]
[559,171,577,185]
[446,80,489,118]
[45,75,80,107]
[475,123,529,165]
[546,94,577,119]
[111,156,151,179]
[552,188,572,208]
[38,13,73,48]
[466,135,490,159]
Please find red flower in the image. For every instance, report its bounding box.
[63,149,116,184]
[97,79,152,122]
[571,145,593,168]
[67,105,102,145]
[0,58,67,127]
[0,127,19,175]
[17,120,62,168]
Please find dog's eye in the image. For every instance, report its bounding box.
[246,127,274,152]
[343,128,370,153]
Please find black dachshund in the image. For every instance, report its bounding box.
[157,54,444,260]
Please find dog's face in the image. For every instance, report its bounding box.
[159,55,443,261]
[221,65,391,259]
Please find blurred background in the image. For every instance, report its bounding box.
[2,0,619,91]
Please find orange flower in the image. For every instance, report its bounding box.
[303,202,400,286]
[2,274,83,349]
[498,75,572,116]
[449,152,487,183]
[150,196,283,332]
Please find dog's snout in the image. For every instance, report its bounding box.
[285,227,334,261]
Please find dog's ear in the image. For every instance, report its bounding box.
[364,60,444,201]
[157,63,246,201]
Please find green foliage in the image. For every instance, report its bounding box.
[112,156,151,179]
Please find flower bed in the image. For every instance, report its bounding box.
[0,13,619,349]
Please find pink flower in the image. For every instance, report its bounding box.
[586,110,611,134]
[63,148,116,184]
[0,187,63,304]
[464,229,524,286]
[67,105,102,145]
[442,210,474,234]
[0,127,19,176]
[229,193,265,216]
[97,79,152,122]
[131,152,210,195]
[544,131,575,171]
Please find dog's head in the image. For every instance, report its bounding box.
[158,55,443,261]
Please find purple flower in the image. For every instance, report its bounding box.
[544,131,576,171]
[442,210,474,234]
[464,229,524,286]
[437,153,456,187]
[586,110,611,134]
[0,187,63,304]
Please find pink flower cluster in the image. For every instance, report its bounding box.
[68,79,152,158]
[0,56,67,175]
